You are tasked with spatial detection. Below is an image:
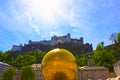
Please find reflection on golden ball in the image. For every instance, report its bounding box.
[41,48,78,80]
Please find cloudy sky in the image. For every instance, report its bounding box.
[0,0,120,51]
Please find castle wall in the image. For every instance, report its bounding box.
[11,45,22,52]
[11,33,87,53]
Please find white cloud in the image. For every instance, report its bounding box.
[15,0,72,37]
[1,0,97,38]
[30,23,40,35]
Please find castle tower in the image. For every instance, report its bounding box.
[67,33,71,38]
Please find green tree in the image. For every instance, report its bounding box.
[6,50,46,68]
[0,50,11,62]
[96,41,104,50]
[3,50,12,63]
[75,54,88,66]
[35,51,46,63]
[2,67,15,80]
[20,66,35,80]
[92,42,117,71]
[20,50,46,63]
[13,54,37,67]
[0,51,4,61]
[117,32,120,43]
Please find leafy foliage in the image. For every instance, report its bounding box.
[12,54,37,67]
[2,50,46,68]
[105,42,120,60]
[0,51,4,61]
[75,54,88,66]
[0,50,11,62]
[20,66,35,80]
[92,42,117,71]
[117,32,120,43]
[2,67,15,80]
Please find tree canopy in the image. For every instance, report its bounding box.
[92,42,117,71]
[1,50,46,68]
[2,67,15,80]
[75,54,88,66]
[20,66,35,80]
[117,32,120,43]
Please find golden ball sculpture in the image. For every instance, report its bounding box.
[41,48,78,80]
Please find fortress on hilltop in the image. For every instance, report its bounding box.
[11,33,93,54]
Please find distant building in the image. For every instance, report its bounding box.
[11,45,22,52]
[31,64,45,80]
[0,62,10,80]
[11,33,91,53]
[78,66,115,80]
[13,64,116,80]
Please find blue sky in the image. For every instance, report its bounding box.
[0,0,120,52]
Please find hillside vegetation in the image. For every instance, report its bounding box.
[105,42,120,60]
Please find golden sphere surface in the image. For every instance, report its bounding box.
[41,48,77,80]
